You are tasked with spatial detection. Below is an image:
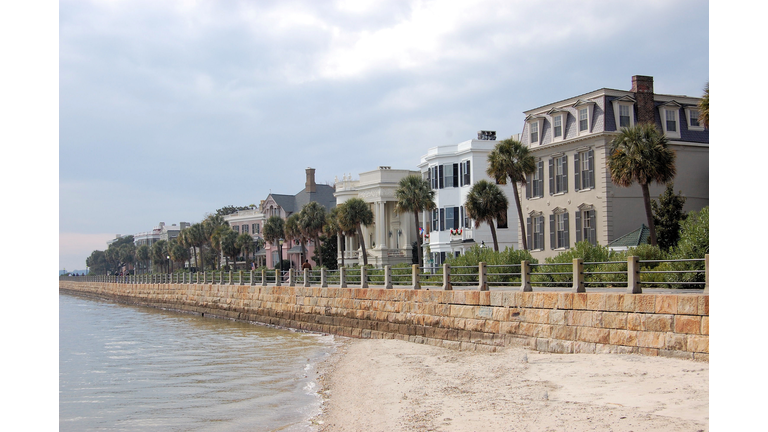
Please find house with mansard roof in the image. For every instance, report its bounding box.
[518,75,708,259]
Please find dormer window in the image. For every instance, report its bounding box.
[573,100,595,136]
[611,96,636,130]
[659,101,682,139]
[547,108,567,142]
[526,116,545,146]
[685,107,705,131]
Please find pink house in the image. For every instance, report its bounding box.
[262,168,336,270]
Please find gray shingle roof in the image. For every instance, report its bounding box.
[609,224,650,248]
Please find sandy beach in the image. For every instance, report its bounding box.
[313,338,708,432]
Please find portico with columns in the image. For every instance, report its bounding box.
[335,167,421,267]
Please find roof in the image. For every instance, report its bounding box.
[287,245,304,254]
[608,224,651,248]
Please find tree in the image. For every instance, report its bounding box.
[324,206,344,267]
[285,213,305,265]
[215,205,251,217]
[203,214,229,269]
[651,183,687,251]
[465,180,509,252]
[300,201,327,267]
[136,245,150,274]
[263,216,286,270]
[236,233,255,269]
[151,240,169,273]
[220,229,240,270]
[186,223,206,271]
[169,239,191,271]
[337,198,374,266]
[314,234,338,270]
[394,174,436,267]
[698,82,708,128]
[209,225,231,270]
[86,250,107,275]
[608,123,676,247]
[486,138,536,250]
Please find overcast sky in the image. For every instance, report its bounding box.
[55,0,709,271]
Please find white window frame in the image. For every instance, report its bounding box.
[573,100,595,136]
[533,215,544,250]
[526,116,545,146]
[548,109,567,142]
[611,96,636,130]
[659,101,682,139]
[685,107,705,131]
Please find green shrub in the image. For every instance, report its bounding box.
[443,246,536,287]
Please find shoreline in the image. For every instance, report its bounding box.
[311,338,708,432]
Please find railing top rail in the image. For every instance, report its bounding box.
[530,262,572,266]
[639,258,705,263]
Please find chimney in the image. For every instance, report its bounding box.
[631,75,655,124]
[305,168,317,193]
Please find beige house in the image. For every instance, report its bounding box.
[518,75,708,259]
[334,167,421,267]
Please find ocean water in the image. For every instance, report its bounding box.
[59,293,337,431]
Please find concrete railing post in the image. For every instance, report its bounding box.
[443,263,452,291]
[384,265,392,289]
[627,255,641,294]
[704,254,709,294]
[289,268,295,287]
[275,269,281,286]
[478,262,488,291]
[361,266,368,288]
[321,268,328,288]
[304,269,310,287]
[239,271,243,285]
[572,258,585,293]
[520,260,532,292]
[228,270,233,285]
[249,270,254,286]
[412,264,421,290]
[340,267,347,288]
[261,269,267,287]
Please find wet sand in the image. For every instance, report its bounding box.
[312,338,708,432]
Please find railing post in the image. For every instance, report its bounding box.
[289,268,295,286]
[321,268,328,287]
[227,270,232,285]
[572,258,585,293]
[627,255,641,294]
[261,269,267,286]
[304,268,310,287]
[478,262,488,291]
[520,260,532,292]
[250,270,255,286]
[442,263,452,291]
[704,254,709,294]
[412,264,421,290]
[275,269,281,286]
[361,266,368,288]
[384,265,392,289]
[340,267,347,288]
[238,270,243,285]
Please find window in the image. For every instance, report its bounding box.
[462,205,471,228]
[619,105,630,128]
[553,115,562,138]
[574,149,594,191]
[575,208,597,245]
[530,122,539,144]
[549,155,568,194]
[527,159,544,199]
[432,209,439,231]
[497,211,508,229]
[685,107,704,131]
[665,110,677,132]
[579,108,589,131]
[233,225,240,233]
[550,211,569,250]
[253,223,260,234]
[460,160,471,186]
[445,207,454,231]
[527,215,545,251]
[242,224,249,234]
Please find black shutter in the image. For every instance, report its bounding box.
[527,217,532,250]
[548,159,554,195]
[439,165,444,189]
[575,211,582,243]
[466,160,470,185]
[440,208,445,231]
[563,156,568,192]
[588,149,595,189]
[550,214,555,249]
[574,152,580,191]
[563,212,570,249]
[589,210,596,245]
[453,207,460,230]
[538,161,544,197]
[453,163,459,188]
[460,206,464,228]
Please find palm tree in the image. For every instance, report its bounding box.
[698,82,708,128]
[300,202,327,267]
[608,123,676,247]
[394,174,435,267]
[136,244,150,274]
[151,240,168,273]
[324,206,344,267]
[486,137,536,250]
[203,214,228,270]
[186,223,206,271]
[337,198,374,266]
[236,233,255,269]
[464,180,509,252]
[285,213,305,266]
[263,216,286,270]
[169,238,191,271]
[220,229,240,270]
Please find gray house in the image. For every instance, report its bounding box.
[518,75,708,259]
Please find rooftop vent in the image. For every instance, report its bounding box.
[378,166,391,170]
[477,130,496,140]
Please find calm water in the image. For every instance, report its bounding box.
[59,293,337,431]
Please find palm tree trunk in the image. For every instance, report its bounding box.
[490,222,499,252]
[641,182,658,246]
[414,210,423,267]
[513,182,528,250]
[340,234,345,267]
[314,234,322,267]
[357,225,368,266]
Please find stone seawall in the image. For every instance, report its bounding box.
[59,281,709,361]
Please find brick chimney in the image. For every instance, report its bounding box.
[305,167,317,193]
[631,75,655,124]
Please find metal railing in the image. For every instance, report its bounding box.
[59,254,709,294]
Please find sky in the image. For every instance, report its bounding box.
[54,0,710,271]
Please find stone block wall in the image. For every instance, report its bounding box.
[59,281,708,361]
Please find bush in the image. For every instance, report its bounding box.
[444,246,536,287]
[661,206,708,288]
